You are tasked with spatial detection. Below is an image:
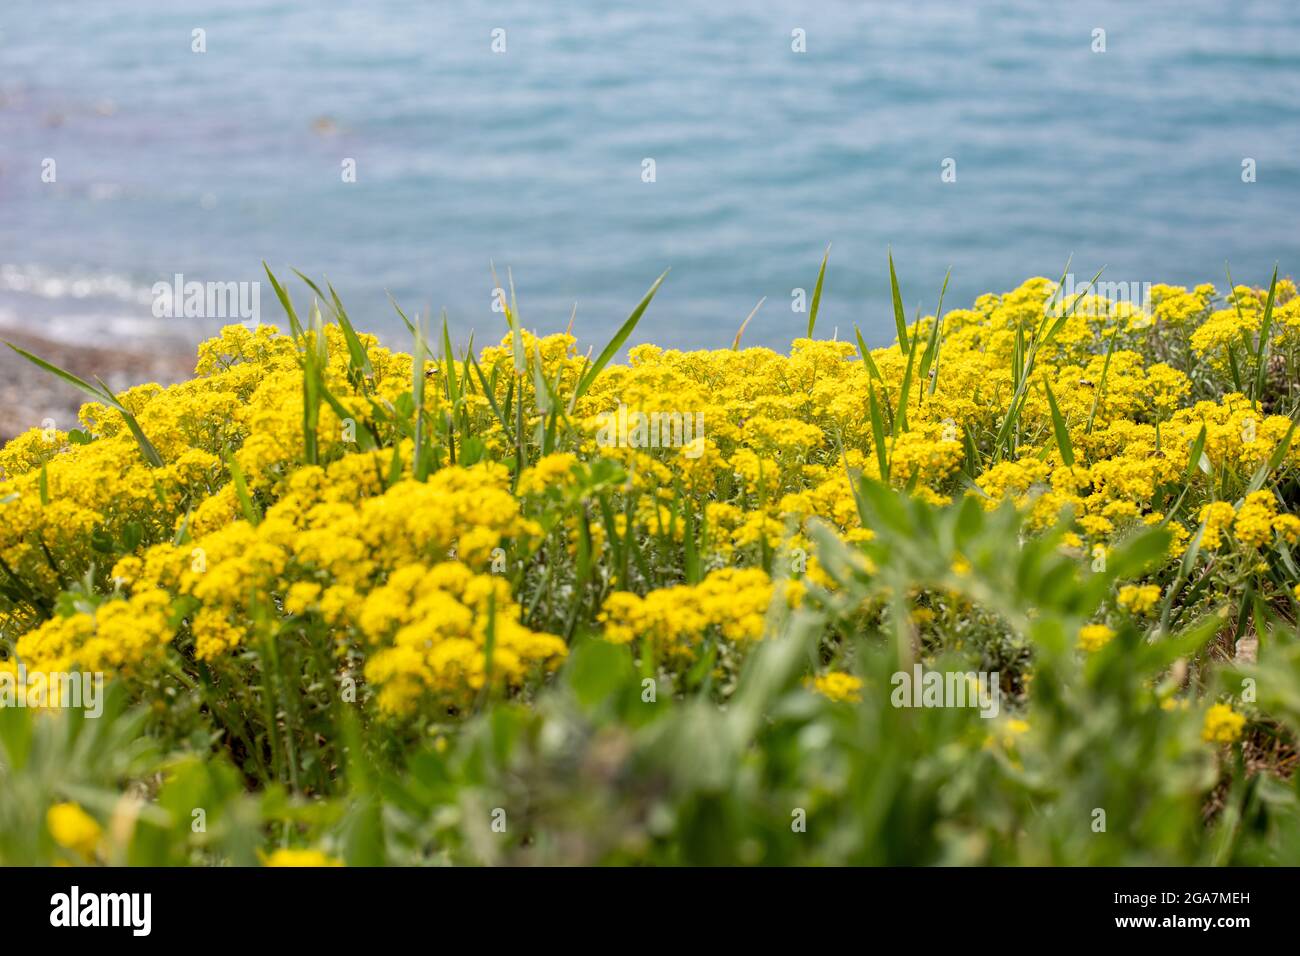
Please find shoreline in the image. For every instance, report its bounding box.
[0,323,194,443]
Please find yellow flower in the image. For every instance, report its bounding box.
[1201,703,1245,744]
[284,581,322,615]
[599,567,773,659]
[1197,501,1237,550]
[263,848,343,867]
[810,671,863,703]
[1233,491,1278,548]
[47,802,102,861]
[1117,584,1160,615]
[1078,624,1116,652]
[16,589,173,677]
[1272,513,1300,546]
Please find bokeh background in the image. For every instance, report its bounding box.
[1,0,1297,352]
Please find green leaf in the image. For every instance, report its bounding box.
[1245,417,1297,494]
[1251,264,1279,406]
[299,302,327,466]
[386,292,417,337]
[4,343,165,467]
[411,317,430,482]
[854,325,883,382]
[458,435,486,467]
[4,342,117,408]
[807,243,830,339]
[575,269,668,400]
[893,328,919,433]
[470,353,514,444]
[441,310,460,409]
[888,249,908,352]
[1226,342,1243,393]
[116,408,166,469]
[868,383,889,482]
[296,273,374,388]
[919,267,951,395]
[1042,376,1074,467]
[1084,327,1118,435]
[262,262,304,340]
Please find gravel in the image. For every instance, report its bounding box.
[0,326,195,444]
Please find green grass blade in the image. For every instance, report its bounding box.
[1251,264,1279,407]
[920,267,951,395]
[893,328,919,433]
[1084,327,1119,435]
[263,262,304,341]
[888,249,908,352]
[1183,424,1208,485]
[386,292,417,337]
[868,382,889,481]
[328,282,375,386]
[1042,376,1074,467]
[411,315,430,481]
[807,243,830,339]
[575,269,668,400]
[6,346,166,468]
[4,343,116,408]
[441,310,460,409]
[1245,417,1297,494]
[470,353,515,444]
[854,325,883,382]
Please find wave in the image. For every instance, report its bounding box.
[0,263,158,307]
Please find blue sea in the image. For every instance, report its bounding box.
[2,0,1298,353]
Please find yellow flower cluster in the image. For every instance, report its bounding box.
[1078,624,1116,653]
[1201,703,1246,745]
[1198,491,1298,551]
[15,589,173,676]
[359,561,565,715]
[47,802,102,861]
[599,567,775,658]
[810,671,864,703]
[263,848,343,867]
[2,270,1297,719]
[1117,584,1161,615]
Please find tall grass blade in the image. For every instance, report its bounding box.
[807,243,830,338]
[733,297,765,350]
[854,326,883,382]
[575,269,668,400]
[263,263,304,341]
[1251,264,1279,407]
[888,249,908,351]
[1042,377,1074,467]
